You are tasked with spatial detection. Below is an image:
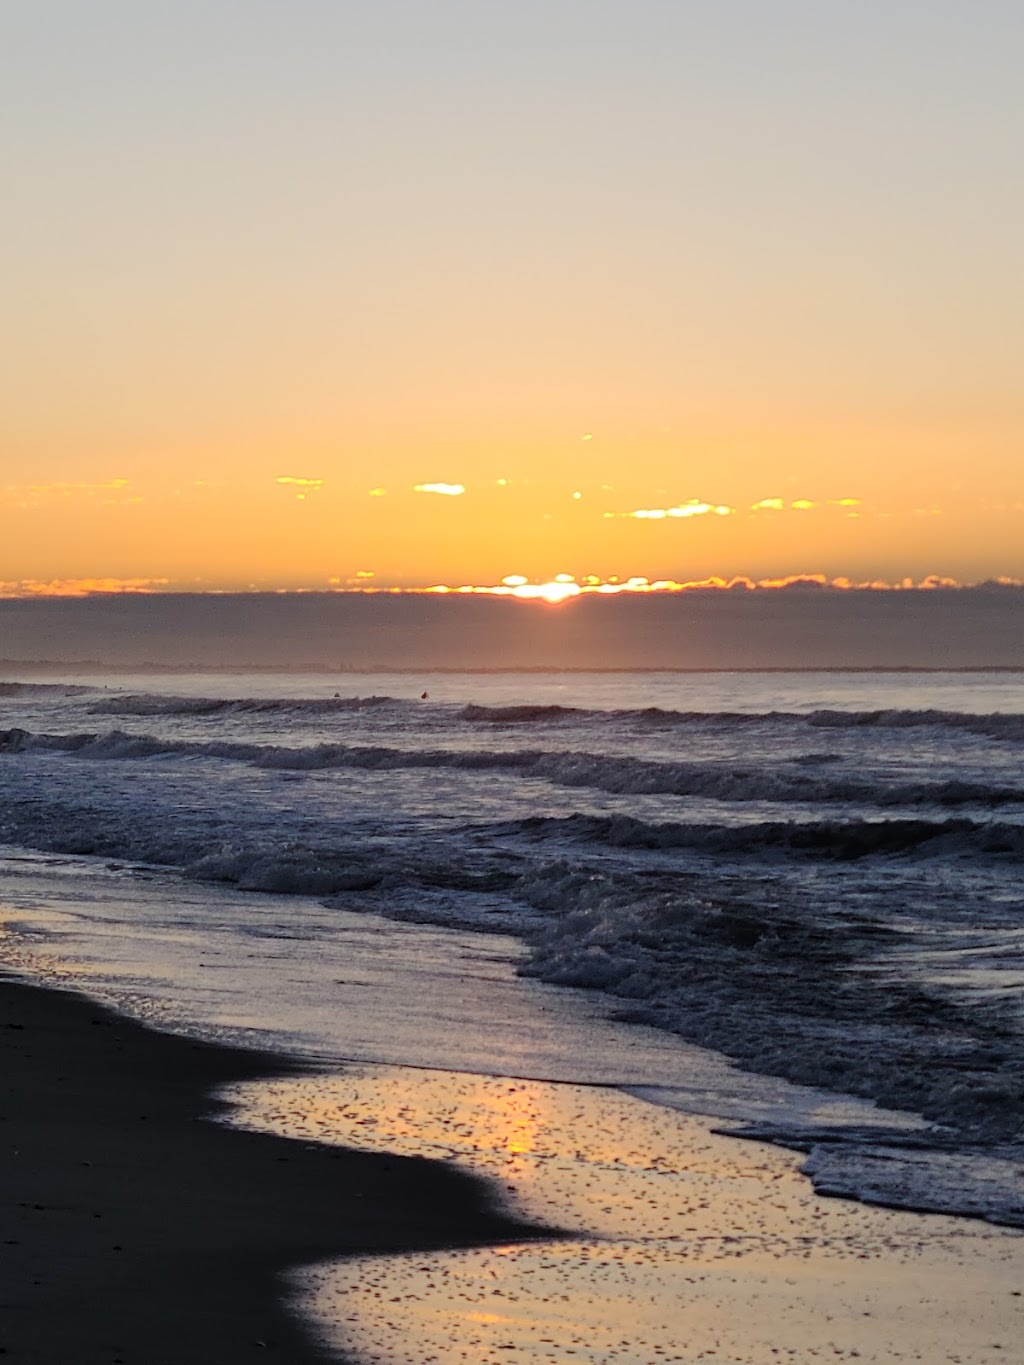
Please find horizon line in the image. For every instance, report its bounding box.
[4,661,1024,677]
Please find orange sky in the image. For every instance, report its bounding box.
[2,3,1022,595]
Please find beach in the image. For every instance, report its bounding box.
[0,975,545,1364]
[7,0,1024,1351]
[4,970,1023,1365]
[2,668,1024,1361]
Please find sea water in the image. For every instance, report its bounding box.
[1,669,1023,1227]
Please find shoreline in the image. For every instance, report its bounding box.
[229,1061,1024,1365]
[3,966,1023,1365]
[0,973,552,1364]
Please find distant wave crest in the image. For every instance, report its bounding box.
[459,699,1024,742]
[0,681,93,697]
[87,693,396,717]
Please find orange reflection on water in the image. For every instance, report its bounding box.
[223,1066,556,1199]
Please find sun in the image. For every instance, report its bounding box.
[507,575,582,604]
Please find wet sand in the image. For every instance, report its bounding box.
[229,1064,1024,1365]
[0,976,549,1364]
[5,967,1024,1365]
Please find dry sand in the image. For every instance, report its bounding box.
[0,975,547,1364]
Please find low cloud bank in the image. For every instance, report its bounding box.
[1,585,1023,671]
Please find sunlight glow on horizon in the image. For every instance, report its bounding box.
[3,471,1021,589]
[4,572,1021,603]
[2,3,1021,591]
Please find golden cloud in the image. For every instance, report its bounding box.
[275,476,324,501]
[343,571,1000,601]
[610,499,735,520]
[0,577,169,598]
[1,479,139,509]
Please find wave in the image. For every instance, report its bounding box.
[457,699,1024,741]
[461,702,587,723]
[767,1131,1024,1227]
[5,724,1024,815]
[513,861,1024,1151]
[806,708,1024,743]
[0,773,1021,1199]
[87,693,396,717]
[0,681,94,697]
[12,686,1009,744]
[502,811,1024,859]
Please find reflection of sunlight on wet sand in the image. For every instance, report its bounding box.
[224,1066,1024,1365]
[302,1237,1024,1365]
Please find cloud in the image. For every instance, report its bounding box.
[0,577,168,598]
[4,574,1016,603]
[275,476,324,501]
[1,479,140,509]
[610,499,735,520]
[337,571,1020,601]
[328,569,377,588]
[413,483,466,497]
[750,497,864,514]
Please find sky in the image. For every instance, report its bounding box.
[2,1,1022,597]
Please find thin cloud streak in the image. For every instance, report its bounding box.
[275,477,325,501]
[610,497,868,521]
[0,578,169,598]
[608,500,735,520]
[1,479,140,508]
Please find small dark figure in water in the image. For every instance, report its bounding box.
[421,691,429,700]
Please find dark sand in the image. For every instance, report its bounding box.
[0,975,549,1363]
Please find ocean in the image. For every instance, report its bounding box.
[1,667,1022,1237]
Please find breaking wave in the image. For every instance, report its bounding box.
[17,686,1016,745]
[514,859,1024,1149]
[8,789,1008,1158]
[458,699,1024,742]
[4,725,1024,813]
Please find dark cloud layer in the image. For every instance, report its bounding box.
[1,587,1023,671]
